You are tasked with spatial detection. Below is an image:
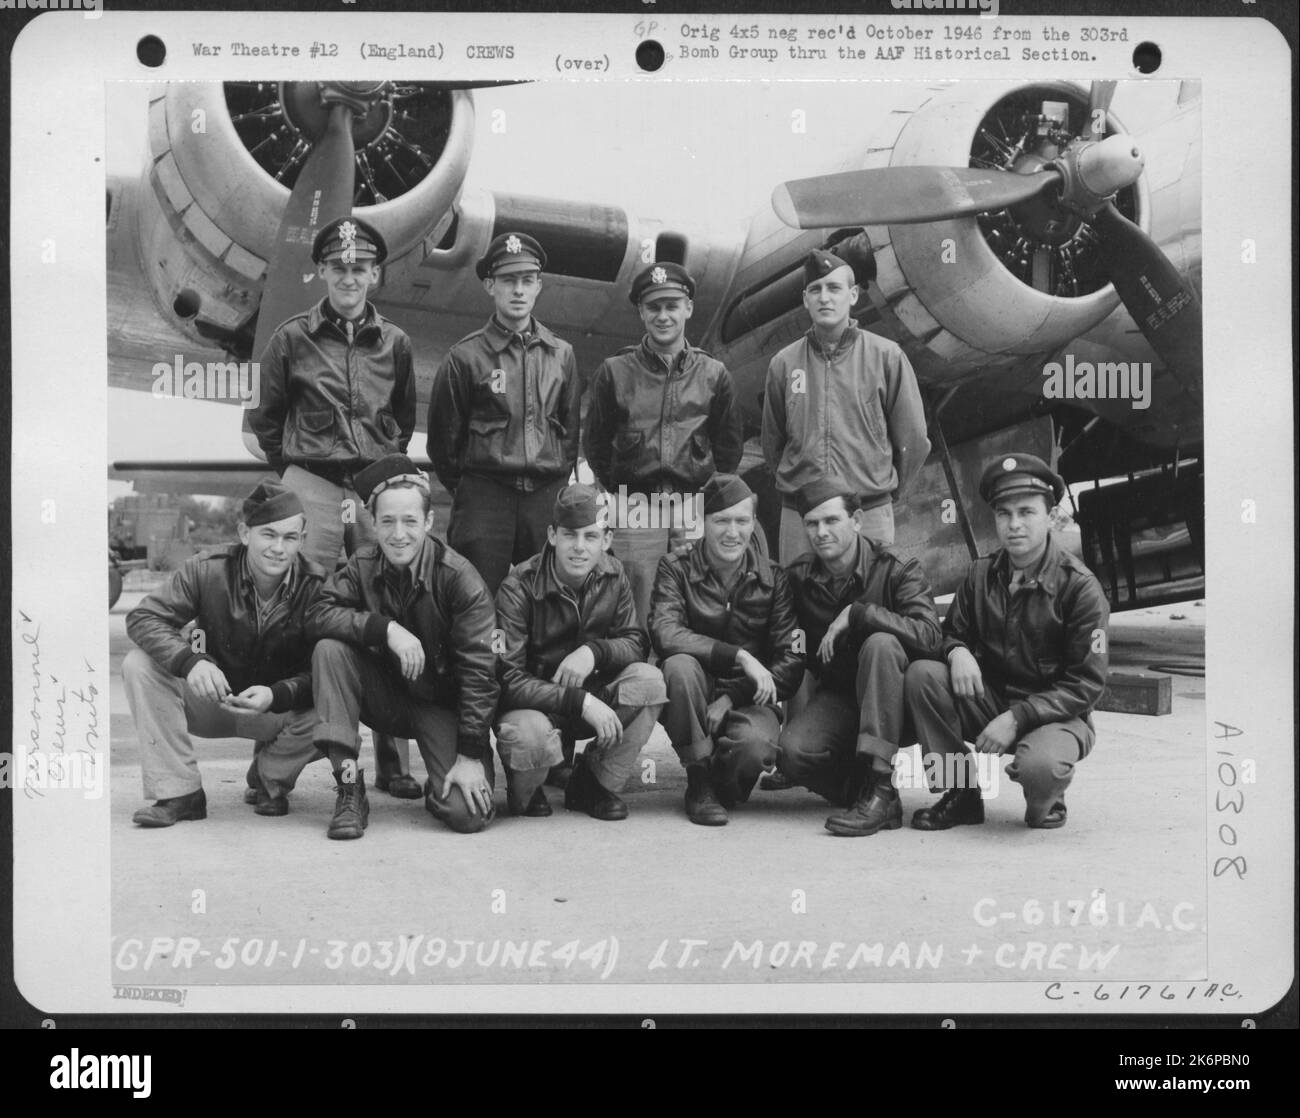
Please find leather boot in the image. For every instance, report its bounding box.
[244,759,288,816]
[564,755,628,821]
[911,786,984,831]
[243,757,261,805]
[684,761,728,826]
[544,761,573,789]
[328,768,369,840]
[509,782,552,817]
[132,788,207,828]
[825,771,902,837]
[1028,800,1067,829]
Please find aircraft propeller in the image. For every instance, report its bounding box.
[248,82,384,364]
[770,83,1200,392]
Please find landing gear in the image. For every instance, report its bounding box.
[1077,461,1204,610]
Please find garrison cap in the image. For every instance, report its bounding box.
[796,476,857,517]
[313,217,387,265]
[702,473,755,517]
[629,261,696,305]
[804,249,853,288]
[354,454,431,507]
[476,232,547,280]
[552,483,606,530]
[241,481,304,527]
[979,453,1065,507]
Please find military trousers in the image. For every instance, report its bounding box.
[659,653,781,805]
[447,472,568,595]
[311,639,496,833]
[778,632,911,804]
[494,662,667,812]
[903,659,1094,825]
[122,648,321,802]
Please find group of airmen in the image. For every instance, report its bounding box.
[124,216,1110,841]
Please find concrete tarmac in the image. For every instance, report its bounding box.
[107,590,1207,992]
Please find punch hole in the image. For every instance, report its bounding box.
[137,35,166,68]
[1132,41,1161,74]
[635,40,665,72]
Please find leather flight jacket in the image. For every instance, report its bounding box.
[306,534,500,759]
[584,339,744,495]
[427,316,581,494]
[785,536,943,694]
[942,534,1111,732]
[494,544,649,720]
[650,537,804,705]
[249,300,417,473]
[126,546,326,712]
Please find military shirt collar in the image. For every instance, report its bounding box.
[485,314,559,353]
[639,336,692,372]
[238,546,297,600]
[376,533,441,594]
[308,298,379,338]
[806,320,859,360]
[686,535,774,590]
[806,534,877,589]
[525,542,618,600]
[994,533,1064,595]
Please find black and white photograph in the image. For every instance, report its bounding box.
[7,8,1294,1024]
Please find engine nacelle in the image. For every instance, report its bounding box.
[137,81,474,350]
[865,81,1148,378]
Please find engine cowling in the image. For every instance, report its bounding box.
[137,81,474,352]
[866,81,1147,378]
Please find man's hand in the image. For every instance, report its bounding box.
[552,645,597,688]
[974,710,1019,754]
[817,606,854,665]
[441,755,493,817]
[947,647,985,698]
[705,694,735,737]
[736,649,777,706]
[582,694,623,747]
[222,685,273,713]
[387,622,426,681]
[187,660,232,703]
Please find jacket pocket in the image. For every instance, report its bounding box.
[611,429,645,473]
[860,392,888,444]
[291,408,337,457]
[467,413,510,466]
[378,411,401,440]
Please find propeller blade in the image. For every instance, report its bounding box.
[1087,80,1117,140]
[771,165,1059,229]
[243,98,358,459]
[251,100,358,361]
[1092,203,1202,397]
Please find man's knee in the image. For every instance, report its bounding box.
[121,648,157,687]
[904,659,948,702]
[427,788,494,834]
[661,654,703,691]
[861,631,906,669]
[312,638,360,672]
[494,710,562,771]
[721,711,780,767]
[778,710,823,766]
[609,662,668,708]
[1011,739,1077,793]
